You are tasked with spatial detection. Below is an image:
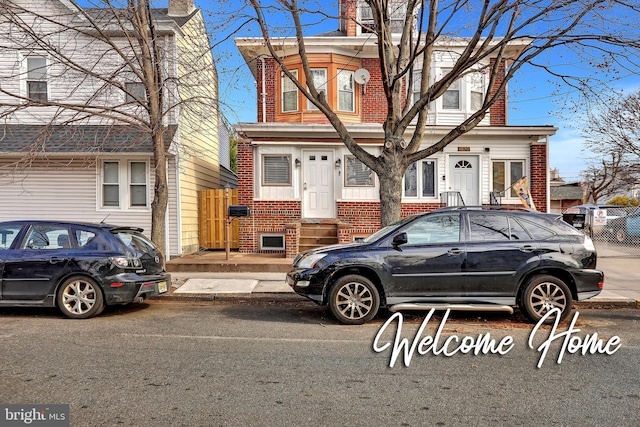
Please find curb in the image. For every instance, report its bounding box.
[151,292,638,308]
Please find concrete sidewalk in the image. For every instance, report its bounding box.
[156,257,640,308]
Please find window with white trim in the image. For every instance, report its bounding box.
[442,68,460,110]
[492,160,524,198]
[262,155,291,186]
[412,70,434,111]
[282,70,298,112]
[125,82,147,103]
[345,156,374,187]
[358,0,407,34]
[260,234,285,250]
[25,56,48,102]
[404,160,437,198]
[469,71,485,111]
[307,68,327,110]
[337,70,354,112]
[101,160,149,209]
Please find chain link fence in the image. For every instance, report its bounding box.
[558,205,640,257]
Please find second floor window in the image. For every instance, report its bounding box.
[338,70,354,112]
[442,68,460,110]
[470,71,485,111]
[307,68,327,110]
[26,56,48,102]
[125,82,147,103]
[282,70,298,112]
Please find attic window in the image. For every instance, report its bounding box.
[358,0,407,34]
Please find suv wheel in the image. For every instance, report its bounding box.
[521,275,572,323]
[615,228,627,243]
[57,276,105,319]
[329,275,380,325]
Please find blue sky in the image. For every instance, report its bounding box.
[203,0,640,184]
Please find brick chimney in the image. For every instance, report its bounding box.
[168,0,195,17]
[339,0,357,36]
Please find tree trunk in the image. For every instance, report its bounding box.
[151,131,168,255]
[377,151,405,227]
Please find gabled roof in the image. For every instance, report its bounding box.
[0,125,176,155]
[550,184,584,201]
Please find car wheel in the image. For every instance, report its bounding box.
[57,276,105,319]
[521,275,573,323]
[329,275,380,325]
[615,228,626,243]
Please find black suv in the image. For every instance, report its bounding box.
[287,208,603,324]
[0,220,170,319]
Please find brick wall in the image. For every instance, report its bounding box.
[530,143,548,212]
[489,58,506,126]
[340,0,357,36]
[361,58,387,124]
[256,57,277,122]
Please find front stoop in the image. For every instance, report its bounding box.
[298,221,339,253]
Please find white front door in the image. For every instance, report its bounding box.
[448,155,479,206]
[302,150,335,218]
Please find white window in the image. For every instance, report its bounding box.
[307,68,327,110]
[101,160,149,209]
[411,70,434,111]
[282,70,298,112]
[345,156,374,187]
[404,160,437,198]
[469,71,485,111]
[125,82,147,103]
[442,68,460,110]
[26,56,48,102]
[358,0,407,34]
[262,155,291,186]
[338,70,354,112]
[492,160,524,198]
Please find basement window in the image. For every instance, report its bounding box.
[260,234,285,250]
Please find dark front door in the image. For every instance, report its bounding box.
[2,225,73,301]
[382,213,466,301]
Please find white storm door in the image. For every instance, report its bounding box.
[303,150,335,218]
[449,155,479,206]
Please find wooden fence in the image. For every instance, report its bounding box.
[198,189,239,249]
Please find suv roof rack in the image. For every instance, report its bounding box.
[434,205,535,212]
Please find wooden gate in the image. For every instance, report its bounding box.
[198,189,239,249]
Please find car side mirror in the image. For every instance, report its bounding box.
[392,232,408,248]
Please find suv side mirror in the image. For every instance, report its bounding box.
[392,232,408,247]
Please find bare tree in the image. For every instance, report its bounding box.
[245,0,640,226]
[580,153,637,203]
[0,0,219,251]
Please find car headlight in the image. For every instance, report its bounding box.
[296,253,326,269]
[583,235,596,252]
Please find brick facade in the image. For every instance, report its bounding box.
[489,58,506,126]
[530,143,548,212]
[256,57,277,122]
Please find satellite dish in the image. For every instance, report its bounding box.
[354,68,371,85]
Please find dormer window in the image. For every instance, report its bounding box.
[358,0,407,34]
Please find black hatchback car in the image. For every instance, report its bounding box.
[0,220,170,319]
[287,207,604,325]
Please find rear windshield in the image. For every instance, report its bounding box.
[113,231,157,254]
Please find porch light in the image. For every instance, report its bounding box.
[295,158,301,168]
[335,158,341,168]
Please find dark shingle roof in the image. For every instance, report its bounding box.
[0,124,176,154]
[550,184,584,201]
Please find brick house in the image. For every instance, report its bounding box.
[234,0,556,257]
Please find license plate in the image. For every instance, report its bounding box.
[158,281,167,293]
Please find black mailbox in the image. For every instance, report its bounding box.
[228,205,251,218]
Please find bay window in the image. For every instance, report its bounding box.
[282,70,298,112]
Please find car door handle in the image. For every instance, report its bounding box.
[49,257,66,264]
[519,245,535,253]
[447,248,463,255]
